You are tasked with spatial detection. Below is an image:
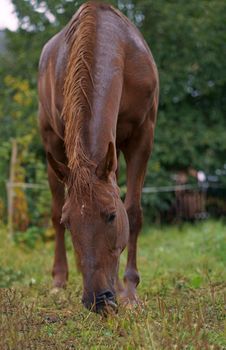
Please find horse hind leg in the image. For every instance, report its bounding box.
[114,149,126,295]
[121,114,155,305]
[48,163,68,288]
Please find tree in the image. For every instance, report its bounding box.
[1,0,226,223]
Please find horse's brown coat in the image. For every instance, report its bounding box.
[38,2,158,312]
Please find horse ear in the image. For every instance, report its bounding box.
[47,152,69,183]
[96,142,115,180]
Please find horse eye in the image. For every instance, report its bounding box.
[106,213,116,223]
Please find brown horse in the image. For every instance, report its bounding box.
[38,2,158,313]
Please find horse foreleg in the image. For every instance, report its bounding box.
[48,164,68,288]
[121,118,155,304]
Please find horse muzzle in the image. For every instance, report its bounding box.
[82,290,117,314]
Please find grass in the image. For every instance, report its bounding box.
[0,220,226,349]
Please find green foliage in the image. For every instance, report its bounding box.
[14,226,46,248]
[0,0,226,223]
[139,0,226,170]
[0,267,23,287]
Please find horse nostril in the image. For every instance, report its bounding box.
[82,290,117,313]
[96,290,117,313]
[96,290,114,301]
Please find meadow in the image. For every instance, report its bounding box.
[0,220,225,349]
[1,1,226,349]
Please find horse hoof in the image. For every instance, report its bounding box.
[53,277,67,289]
[116,279,124,294]
[50,287,61,295]
[118,291,140,309]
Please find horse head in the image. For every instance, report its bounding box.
[47,143,129,313]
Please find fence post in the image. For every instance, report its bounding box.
[7,139,17,239]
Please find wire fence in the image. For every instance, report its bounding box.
[6,179,226,236]
[4,140,226,238]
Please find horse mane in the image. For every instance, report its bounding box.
[62,2,125,199]
[62,2,98,197]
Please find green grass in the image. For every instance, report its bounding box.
[0,220,226,349]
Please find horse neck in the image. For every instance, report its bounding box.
[85,12,124,165]
[87,80,122,167]
[63,4,124,175]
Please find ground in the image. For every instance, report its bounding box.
[0,220,225,349]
